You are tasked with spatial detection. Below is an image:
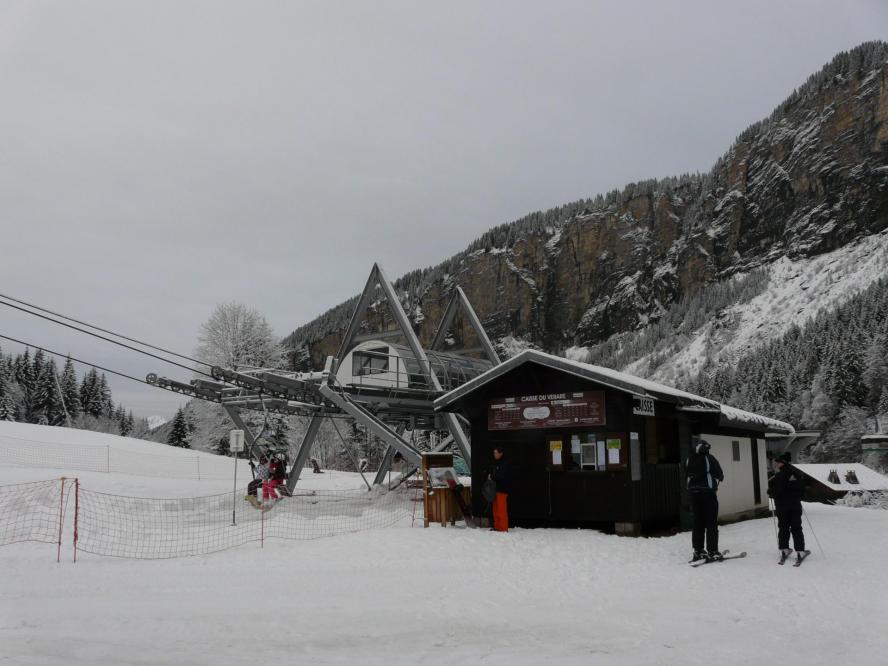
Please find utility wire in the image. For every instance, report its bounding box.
[0,291,211,368]
[0,298,216,380]
[0,332,157,387]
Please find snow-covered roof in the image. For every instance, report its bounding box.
[434,349,794,434]
[793,464,888,492]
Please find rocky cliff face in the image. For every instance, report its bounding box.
[286,42,888,370]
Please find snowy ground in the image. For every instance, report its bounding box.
[2,425,888,664]
[0,421,369,495]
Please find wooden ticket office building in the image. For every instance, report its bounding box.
[435,350,794,535]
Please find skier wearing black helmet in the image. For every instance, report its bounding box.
[685,439,724,562]
[768,451,807,564]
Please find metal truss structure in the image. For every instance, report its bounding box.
[147,264,500,492]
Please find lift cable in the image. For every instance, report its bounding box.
[0,332,163,389]
[0,332,356,420]
[0,298,216,380]
[0,291,212,368]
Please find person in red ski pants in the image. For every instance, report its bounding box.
[490,446,511,532]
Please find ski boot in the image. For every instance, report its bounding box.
[778,548,792,565]
[690,550,707,563]
[707,550,724,562]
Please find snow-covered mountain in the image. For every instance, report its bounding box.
[285,41,888,370]
[145,415,168,430]
[275,42,888,464]
[568,228,888,388]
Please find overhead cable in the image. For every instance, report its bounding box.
[0,291,211,368]
[0,298,215,380]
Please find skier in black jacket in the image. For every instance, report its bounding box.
[685,439,724,562]
[767,452,806,561]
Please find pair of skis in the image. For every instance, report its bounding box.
[688,549,813,567]
[779,549,811,567]
[689,549,747,567]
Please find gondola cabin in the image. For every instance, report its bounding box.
[336,340,492,392]
[434,350,795,535]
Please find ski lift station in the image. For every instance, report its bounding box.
[148,264,796,536]
[434,350,794,535]
[337,341,492,392]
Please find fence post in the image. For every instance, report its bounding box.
[196,456,200,481]
[57,477,65,563]
[73,478,79,564]
[106,445,110,473]
[261,504,264,549]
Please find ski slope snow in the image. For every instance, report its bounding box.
[2,423,888,664]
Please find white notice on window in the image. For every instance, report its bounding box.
[607,447,620,464]
[553,450,562,466]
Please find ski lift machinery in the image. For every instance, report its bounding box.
[146,263,501,492]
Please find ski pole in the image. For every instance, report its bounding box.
[802,504,826,559]
[768,498,778,542]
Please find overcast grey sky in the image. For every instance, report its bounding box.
[1,1,885,417]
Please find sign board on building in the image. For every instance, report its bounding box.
[632,396,656,417]
[488,391,606,430]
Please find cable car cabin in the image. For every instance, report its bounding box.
[336,340,493,393]
[434,350,795,536]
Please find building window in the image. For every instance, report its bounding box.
[353,348,389,376]
[732,440,741,461]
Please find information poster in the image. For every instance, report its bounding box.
[488,391,606,430]
[550,440,563,467]
[597,441,606,471]
[607,439,622,465]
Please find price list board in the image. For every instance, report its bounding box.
[487,391,606,431]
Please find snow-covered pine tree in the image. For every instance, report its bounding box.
[862,335,888,409]
[14,349,31,385]
[115,404,126,434]
[60,357,80,419]
[41,358,66,425]
[98,374,113,418]
[15,349,37,422]
[0,392,15,421]
[80,368,101,417]
[0,372,10,421]
[31,349,45,386]
[166,407,191,448]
